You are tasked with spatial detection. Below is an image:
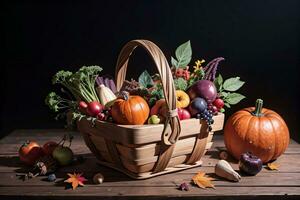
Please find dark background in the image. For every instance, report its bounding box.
[2,1,299,142]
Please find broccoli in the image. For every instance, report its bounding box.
[51,66,102,102]
[45,92,77,112]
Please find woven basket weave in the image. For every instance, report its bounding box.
[77,39,224,179]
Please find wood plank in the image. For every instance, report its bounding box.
[0,186,299,198]
[0,129,299,199]
[0,169,299,187]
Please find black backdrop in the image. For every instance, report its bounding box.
[2,0,299,142]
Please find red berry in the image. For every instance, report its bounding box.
[213,98,225,109]
[97,113,106,121]
[210,105,218,115]
[183,70,190,80]
[175,69,184,77]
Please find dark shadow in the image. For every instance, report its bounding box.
[206,148,239,164]
[0,153,134,184]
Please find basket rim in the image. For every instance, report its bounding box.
[87,112,224,130]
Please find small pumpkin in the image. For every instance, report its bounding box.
[224,99,290,163]
[111,91,150,125]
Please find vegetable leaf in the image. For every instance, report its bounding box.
[225,93,245,105]
[174,78,188,91]
[192,171,215,189]
[171,56,178,68]
[223,77,245,92]
[214,74,223,91]
[138,70,154,88]
[220,91,228,98]
[224,102,231,108]
[175,40,192,68]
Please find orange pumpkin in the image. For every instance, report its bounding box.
[111,91,150,125]
[224,99,289,163]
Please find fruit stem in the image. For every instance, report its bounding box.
[118,91,129,101]
[252,99,264,117]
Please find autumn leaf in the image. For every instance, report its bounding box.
[266,163,279,171]
[64,173,87,190]
[192,171,215,189]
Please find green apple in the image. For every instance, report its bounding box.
[52,146,73,166]
[148,115,160,124]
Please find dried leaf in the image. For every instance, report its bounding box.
[266,163,279,170]
[192,171,215,189]
[64,173,87,190]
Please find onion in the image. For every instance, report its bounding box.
[187,80,217,103]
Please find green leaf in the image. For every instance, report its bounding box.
[220,91,228,98]
[138,70,154,88]
[225,93,246,105]
[171,56,178,68]
[224,102,231,108]
[223,77,245,92]
[175,40,192,68]
[214,74,223,91]
[174,78,188,91]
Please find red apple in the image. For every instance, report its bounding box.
[177,108,191,120]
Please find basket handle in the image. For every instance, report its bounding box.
[115,40,181,146]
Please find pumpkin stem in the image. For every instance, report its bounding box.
[118,91,129,101]
[252,99,264,117]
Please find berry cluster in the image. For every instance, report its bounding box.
[173,67,190,80]
[196,109,214,131]
[208,104,218,115]
[208,98,225,115]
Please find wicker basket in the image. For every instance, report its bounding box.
[77,40,225,179]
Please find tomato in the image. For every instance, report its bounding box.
[42,141,58,156]
[87,101,103,117]
[18,141,44,165]
[213,98,225,109]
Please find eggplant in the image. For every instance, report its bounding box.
[239,152,263,176]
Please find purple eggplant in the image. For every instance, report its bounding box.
[239,152,263,176]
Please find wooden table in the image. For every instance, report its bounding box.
[0,129,299,199]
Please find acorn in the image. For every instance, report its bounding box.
[93,173,104,184]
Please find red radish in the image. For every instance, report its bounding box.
[97,112,106,121]
[213,98,224,109]
[177,108,191,120]
[78,101,88,114]
[87,101,103,117]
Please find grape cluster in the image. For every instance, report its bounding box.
[207,103,218,115]
[196,109,214,131]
